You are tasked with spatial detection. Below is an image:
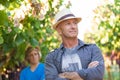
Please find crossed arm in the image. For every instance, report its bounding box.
[45,45,104,80]
[59,61,99,80]
[45,56,102,80]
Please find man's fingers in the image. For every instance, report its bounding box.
[60,72,83,80]
[88,61,99,68]
[59,73,66,78]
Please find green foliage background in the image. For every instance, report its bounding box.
[84,0,120,53]
[0,0,65,72]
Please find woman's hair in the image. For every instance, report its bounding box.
[25,46,41,63]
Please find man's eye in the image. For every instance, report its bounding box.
[74,21,77,24]
[65,22,70,25]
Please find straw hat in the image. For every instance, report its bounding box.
[53,8,82,29]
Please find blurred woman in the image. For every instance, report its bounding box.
[20,46,45,80]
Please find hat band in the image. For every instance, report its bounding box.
[57,14,75,21]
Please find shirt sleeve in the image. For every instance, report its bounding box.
[45,53,68,80]
[77,44,105,80]
[20,70,25,80]
[41,74,45,80]
[40,64,45,80]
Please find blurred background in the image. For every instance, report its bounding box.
[0,0,120,80]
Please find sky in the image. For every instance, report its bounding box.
[63,0,104,40]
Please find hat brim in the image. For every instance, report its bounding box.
[53,17,81,29]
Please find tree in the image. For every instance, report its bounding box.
[0,0,70,74]
[85,0,120,53]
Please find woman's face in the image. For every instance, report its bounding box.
[28,50,40,64]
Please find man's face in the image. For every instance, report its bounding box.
[57,19,78,39]
[28,50,40,64]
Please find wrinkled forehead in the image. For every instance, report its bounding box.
[58,18,78,26]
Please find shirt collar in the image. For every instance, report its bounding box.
[59,39,88,50]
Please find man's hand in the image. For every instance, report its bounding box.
[59,73,66,78]
[88,61,99,68]
[59,61,99,80]
[59,72,83,80]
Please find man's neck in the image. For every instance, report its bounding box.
[63,38,78,48]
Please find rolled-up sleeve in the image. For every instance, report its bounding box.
[78,44,105,80]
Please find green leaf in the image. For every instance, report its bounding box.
[15,33,24,46]
[0,10,8,25]
[30,38,39,46]
[0,36,4,44]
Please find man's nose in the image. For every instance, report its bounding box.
[71,23,76,28]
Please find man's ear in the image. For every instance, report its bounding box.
[56,25,62,35]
